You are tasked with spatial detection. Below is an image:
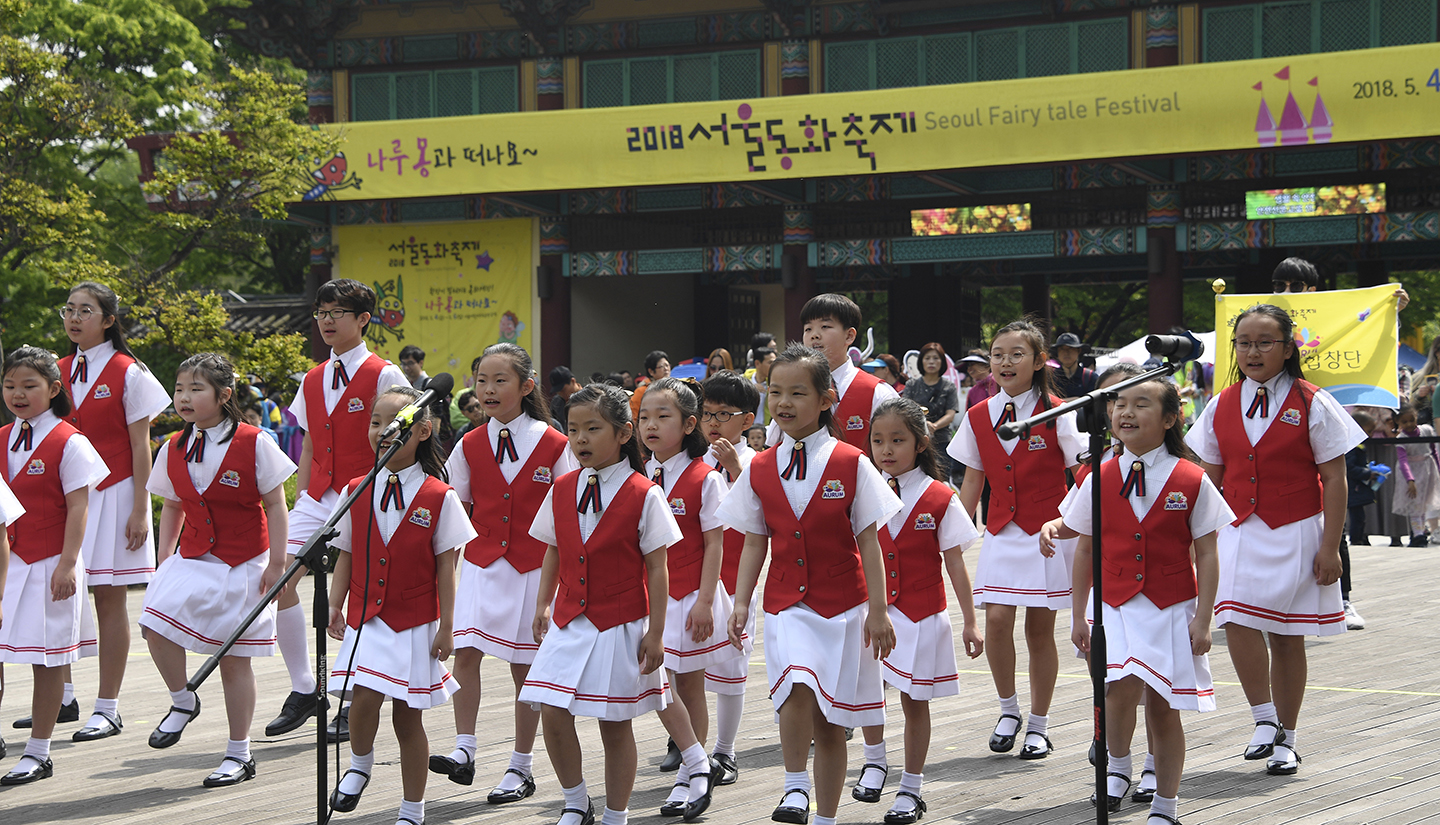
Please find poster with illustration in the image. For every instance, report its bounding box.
[334,218,533,389]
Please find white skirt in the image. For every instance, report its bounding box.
[139,551,276,657]
[765,603,885,728]
[972,523,1074,609]
[706,591,757,696]
[1392,454,1440,518]
[1214,513,1344,636]
[664,585,742,673]
[453,558,541,664]
[286,490,337,554]
[1094,595,1215,712]
[331,618,457,709]
[0,554,98,666]
[880,605,959,701]
[82,481,156,585]
[519,615,670,721]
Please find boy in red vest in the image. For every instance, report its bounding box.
[265,279,408,739]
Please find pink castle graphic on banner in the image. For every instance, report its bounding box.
[1253,67,1331,146]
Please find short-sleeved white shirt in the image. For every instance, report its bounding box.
[444,412,580,498]
[884,467,979,552]
[530,461,683,551]
[1185,373,1366,466]
[705,440,755,489]
[330,463,475,553]
[0,478,25,526]
[288,343,409,430]
[148,421,297,500]
[5,411,108,493]
[948,385,1086,469]
[644,452,725,532]
[1060,446,1234,539]
[68,340,170,426]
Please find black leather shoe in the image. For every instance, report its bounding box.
[72,710,123,742]
[202,755,256,787]
[771,788,810,824]
[1088,739,1101,766]
[149,696,201,749]
[851,762,887,802]
[428,753,475,786]
[883,790,927,824]
[13,699,79,729]
[1266,743,1301,775]
[265,690,326,737]
[1017,731,1053,759]
[1089,773,1131,813]
[326,705,350,743]
[0,734,6,760]
[683,772,714,821]
[710,752,738,786]
[329,768,370,813]
[1132,769,1157,802]
[0,756,53,785]
[660,781,690,816]
[486,768,535,802]
[1146,815,1182,825]
[558,802,595,825]
[1244,720,1283,760]
[988,713,1021,753]
[660,737,682,772]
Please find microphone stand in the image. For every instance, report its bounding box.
[186,425,419,825]
[997,359,1182,825]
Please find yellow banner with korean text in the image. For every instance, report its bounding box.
[333,219,534,389]
[1213,285,1400,408]
[303,43,1440,202]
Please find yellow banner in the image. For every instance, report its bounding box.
[304,43,1440,202]
[1213,285,1400,407]
[334,219,534,388]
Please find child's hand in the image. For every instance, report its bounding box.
[710,438,742,479]
[1038,520,1061,558]
[1408,479,1418,498]
[50,559,77,602]
[432,626,454,662]
[327,606,346,641]
[728,603,749,650]
[961,624,984,658]
[1314,548,1343,586]
[1072,621,1091,655]
[532,605,552,644]
[1188,615,1212,656]
[261,562,286,603]
[125,509,150,551]
[687,599,714,643]
[863,609,896,661]
[638,629,664,675]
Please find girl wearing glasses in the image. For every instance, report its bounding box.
[1185,304,1365,777]
[946,318,1085,761]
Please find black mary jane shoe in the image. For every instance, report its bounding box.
[682,772,714,822]
[486,768,536,803]
[1147,815,1182,825]
[710,752,738,786]
[1244,720,1283,760]
[1132,769,1157,803]
[73,710,123,742]
[0,756,54,785]
[1089,773,1132,813]
[851,763,888,803]
[1017,731,1053,760]
[427,753,475,786]
[329,768,371,813]
[265,690,327,737]
[558,802,596,825]
[660,737,682,772]
[771,788,810,824]
[0,734,6,760]
[883,790,927,824]
[149,696,201,749]
[1266,743,1301,776]
[13,699,79,730]
[660,781,691,816]
[327,705,350,743]
[1088,739,1104,766]
[202,755,256,788]
[988,713,1022,753]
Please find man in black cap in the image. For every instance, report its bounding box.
[1052,332,1097,401]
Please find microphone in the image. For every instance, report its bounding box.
[1145,331,1205,362]
[377,372,454,444]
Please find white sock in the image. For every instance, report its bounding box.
[892,771,922,812]
[997,694,1021,735]
[85,697,118,729]
[1107,753,1133,797]
[158,690,198,734]
[782,770,810,808]
[340,751,374,794]
[397,798,424,824]
[24,737,51,760]
[814,816,837,825]
[1282,728,1297,751]
[563,780,589,812]
[276,604,317,694]
[1151,794,1178,820]
[680,743,709,802]
[225,738,251,763]
[859,741,887,789]
[1139,754,1158,791]
[1026,713,1049,737]
[62,683,75,705]
[666,777,690,805]
[449,733,476,765]
[1143,752,1156,772]
[600,807,628,825]
[494,749,532,790]
[1248,702,1279,747]
[713,693,743,756]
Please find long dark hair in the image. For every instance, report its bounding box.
[566,383,645,473]
[871,397,943,481]
[68,282,138,360]
[3,347,71,418]
[991,317,1057,427]
[645,376,709,459]
[770,343,841,439]
[176,353,245,448]
[376,385,448,481]
[1230,303,1304,385]
[479,343,551,426]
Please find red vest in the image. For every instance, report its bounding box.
[58,352,136,491]
[880,479,956,622]
[969,395,1069,535]
[659,458,717,600]
[1212,380,1323,529]
[460,424,569,572]
[1099,457,1204,609]
[345,475,449,632]
[304,353,387,499]
[167,425,268,567]
[551,471,652,631]
[2,421,80,564]
[752,442,867,618]
[719,528,745,595]
[836,369,883,450]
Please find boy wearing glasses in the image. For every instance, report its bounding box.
[1273,256,1409,310]
[265,278,409,740]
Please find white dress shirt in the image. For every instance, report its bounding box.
[530,460,683,550]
